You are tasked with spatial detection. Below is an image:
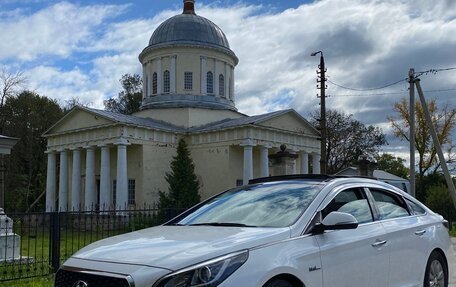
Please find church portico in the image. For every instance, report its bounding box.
[45,139,134,211]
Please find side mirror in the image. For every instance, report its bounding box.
[313,211,358,234]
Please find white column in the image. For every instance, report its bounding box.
[300,151,309,174]
[259,146,269,177]
[147,62,153,96]
[225,63,229,99]
[200,56,207,95]
[215,61,220,98]
[230,66,235,102]
[291,150,297,175]
[85,147,96,210]
[71,149,81,211]
[242,139,255,185]
[116,139,129,210]
[100,145,111,211]
[58,150,68,211]
[142,64,147,98]
[312,153,321,175]
[46,152,57,212]
[157,58,162,95]
[171,55,177,94]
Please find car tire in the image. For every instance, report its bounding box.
[264,279,297,287]
[424,251,448,287]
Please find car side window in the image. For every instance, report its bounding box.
[406,198,426,215]
[370,189,410,220]
[322,188,373,224]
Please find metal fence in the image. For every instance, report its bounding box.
[0,206,185,282]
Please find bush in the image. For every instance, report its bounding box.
[425,184,456,224]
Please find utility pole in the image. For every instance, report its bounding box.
[415,79,456,209]
[409,68,416,197]
[311,51,327,174]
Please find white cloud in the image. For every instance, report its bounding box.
[0,1,127,61]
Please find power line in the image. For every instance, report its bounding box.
[415,67,456,77]
[326,66,456,92]
[327,78,408,91]
[329,88,456,98]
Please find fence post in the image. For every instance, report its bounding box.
[49,212,61,273]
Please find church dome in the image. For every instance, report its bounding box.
[149,14,231,51]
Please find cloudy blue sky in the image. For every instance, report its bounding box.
[1,0,455,161]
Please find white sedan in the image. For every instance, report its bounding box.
[55,175,452,287]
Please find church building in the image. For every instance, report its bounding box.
[43,0,321,212]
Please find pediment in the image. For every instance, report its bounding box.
[44,107,115,135]
[257,110,319,136]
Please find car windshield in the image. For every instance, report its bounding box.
[175,181,323,227]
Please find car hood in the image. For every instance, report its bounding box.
[72,225,290,270]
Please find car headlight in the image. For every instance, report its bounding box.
[153,250,249,287]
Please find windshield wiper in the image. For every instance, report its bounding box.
[164,223,185,226]
[188,222,258,227]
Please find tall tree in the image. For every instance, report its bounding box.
[104,74,142,115]
[388,98,456,197]
[312,109,387,174]
[0,68,26,133]
[2,91,63,211]
[159,138,200,213]
[376,153,409,179]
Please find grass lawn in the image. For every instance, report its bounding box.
[0,275,54,287]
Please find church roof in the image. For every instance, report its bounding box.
[190,109,320,135]
[149,14,230,51]
[81,107,186,132]
[139,1,237,63]
[44,107,319,138]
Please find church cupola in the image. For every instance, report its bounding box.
[138,0,239,112]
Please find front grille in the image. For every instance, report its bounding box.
[55,268,132,287]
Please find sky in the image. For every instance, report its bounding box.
[0,0,455,162]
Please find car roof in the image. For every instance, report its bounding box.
[248,174,377,185]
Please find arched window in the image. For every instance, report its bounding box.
[163,70,170,93]
[219,74,225,97]
[152,72,158,95]
[207,71,213,94]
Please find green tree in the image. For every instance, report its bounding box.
[2,91,63,211]
[389,98,456,199]
[425,184,456,224]
[159,138,200,218]
[376,153,409,179]
[312,109,387,174]
[104,74,142,115]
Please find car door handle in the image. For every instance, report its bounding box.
[415,230,426,236]
[371,240,387,247]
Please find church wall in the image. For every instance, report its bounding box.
[229,145,244,187]
[141,144,176,205]
[126,145,143,207]
[190,144,232,199]
[176,51,201,95]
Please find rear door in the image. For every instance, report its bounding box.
[316,187,389,287]
[368,188,431,287]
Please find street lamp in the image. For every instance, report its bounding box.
[311,51,327,174]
